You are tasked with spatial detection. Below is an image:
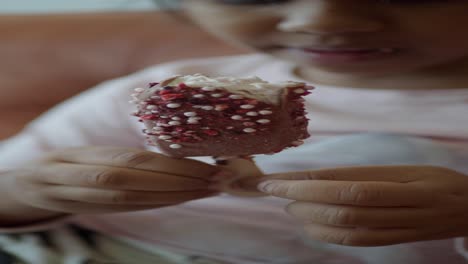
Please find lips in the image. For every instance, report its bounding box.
[283,46,400,64]
[301,47,396,54]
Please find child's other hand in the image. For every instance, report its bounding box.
[6,147,223,214]
[256,166,468,246]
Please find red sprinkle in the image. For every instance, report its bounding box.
[203,129,219,136]
[161,93,185,101]
[159,90,174,95]
[140,114,156,120]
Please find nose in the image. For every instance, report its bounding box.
[278,1,385,35]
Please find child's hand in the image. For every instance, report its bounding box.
[6,147,223,215]
[255,166,468,246]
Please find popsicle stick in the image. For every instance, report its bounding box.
[214,156,268,197]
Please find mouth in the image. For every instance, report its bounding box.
[302,47,397,54]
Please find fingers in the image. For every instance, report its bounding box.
[302,223,429,247]
[33,199,164,214]
[265,166,443,183]
[35,163,214,191]
[286,201,436,228]
[258,180,433,207]
[43,185,217,205]
[48,147,220,181]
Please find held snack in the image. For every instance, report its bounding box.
[131,74,312,196]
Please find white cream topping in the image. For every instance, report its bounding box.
[167,74,305,105]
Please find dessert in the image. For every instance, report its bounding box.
[131,74,312,196]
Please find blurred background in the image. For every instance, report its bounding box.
[0,1,245,139]
[0,0,159,13]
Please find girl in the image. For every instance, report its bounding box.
[1,0,468,263]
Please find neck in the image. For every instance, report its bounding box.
[295,59,468,90]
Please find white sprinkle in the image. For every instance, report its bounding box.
[158,135,172,140]
[153,127,163,131]
[229,95,243,99]
[151,110,158,113]
[202,87,216,91]
[240,105,255,109]
[193,105,203,109]
[190,117,202,120]
[167,103,181,108]
[134,88,145,92]
[146,105,157,110]
[215,105,227,111]
[211,93,223,98]
[257,119,271,124]
[243,128,257,133]
[294,89,306,94]
[226,126,234,130]
[168,121,181,126]
[231,115,243,120]
[170,144,182,149]
[184,112,197,117]
[202,106,214,110]
[259,110,273,115]
[193,94,205,98]
[292,140,304,146]
[187,119,199,124]
[246,112,258,116]
[161,115,169,119]
[144,111,152,115]
[171,117,181,121]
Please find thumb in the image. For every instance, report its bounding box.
[256,165,430,184]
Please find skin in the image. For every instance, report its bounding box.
[254,166,468,246]
[0,147,228,226]
[179,0,468,246]
[182,0,468,89]
[1,0,467,248]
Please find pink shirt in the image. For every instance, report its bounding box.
[1,54,468,264]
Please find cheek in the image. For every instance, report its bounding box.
[184,5,280,44]
[205,19,279,46]
[217,20,279,45]
[394,9,468,59]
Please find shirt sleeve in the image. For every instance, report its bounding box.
[0,66,171,233]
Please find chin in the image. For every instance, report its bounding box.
[264,49,426,77]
